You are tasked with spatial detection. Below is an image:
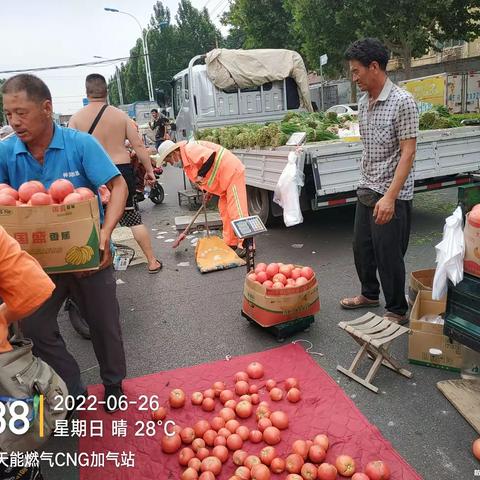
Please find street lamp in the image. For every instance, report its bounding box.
[104,7,154,101]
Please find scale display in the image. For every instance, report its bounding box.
[231,215,267,238]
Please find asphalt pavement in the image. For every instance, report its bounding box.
[43,166,478,480]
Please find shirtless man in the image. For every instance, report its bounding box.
[70,74,162,273]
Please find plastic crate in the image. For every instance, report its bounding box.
[444,273,480,352]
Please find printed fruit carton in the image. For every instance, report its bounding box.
[0,198,100,273]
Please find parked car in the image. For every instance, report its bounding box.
[326,103,358,116]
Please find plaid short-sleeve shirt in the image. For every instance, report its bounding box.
[358,78,419,200]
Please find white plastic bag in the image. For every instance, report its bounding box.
[273,150,304,227]
[432,206,464,300]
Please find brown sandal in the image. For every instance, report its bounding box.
[383,312,409,325]
[340,295,380,310]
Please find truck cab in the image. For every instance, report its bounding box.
[172,54,302,141]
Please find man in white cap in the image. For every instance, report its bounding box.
[158,139,248,256]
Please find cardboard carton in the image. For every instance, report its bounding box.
[408,268,435,306]
[464,212,480,278]
[0,198,100,274]
[408,290,463,371]
[242,273,320,327]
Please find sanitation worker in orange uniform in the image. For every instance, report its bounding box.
[157,139,248,256]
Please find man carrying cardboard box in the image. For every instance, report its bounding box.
[0,74,129,412]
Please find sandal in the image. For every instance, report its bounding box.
[340,295,380,310]
[384,311,409,325]
[148,259,163,274]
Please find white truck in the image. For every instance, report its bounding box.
[167,50,480,224]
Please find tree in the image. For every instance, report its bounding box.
[222,0,299,51]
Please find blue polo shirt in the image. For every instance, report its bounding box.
[0,124,120,222]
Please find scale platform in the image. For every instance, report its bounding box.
[242,311,315,342]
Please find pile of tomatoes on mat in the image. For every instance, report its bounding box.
[151,361,391,479]
[247,263,315,289]
[0,179,110,206]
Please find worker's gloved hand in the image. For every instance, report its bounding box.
[203,192,213,203]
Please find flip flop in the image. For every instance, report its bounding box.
[148,260,163,274]
[340,295,380,310]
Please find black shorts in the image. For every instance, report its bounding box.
[117,164,142,227]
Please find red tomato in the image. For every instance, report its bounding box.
[201,456,222,475]
[265,379,276,391]
[279,264,293,278]
[251,393,260,404]
[220,389,234,404]
[236,425,250,441]
[271,457,286,473]
[272,273,287,284]
[263,280,274,288]
[188,457,202,471]
[269,387,283,401]
[63,192,83,205]
[265,263,279,279]
[235,466,251,480]
[239,394,252,402]
[234,371,249,382]
[286,278,296,287]
[212,381,226,396]
[235,401,252,418]
[225,399,237,409]
[263,426,281,445]
[249,384,259,394]
[0,183,10,190]
[212,445,229,463]
[233,449,248,466]
[1,187,19,200]
[199,471,215,480]
[364,460,391,480]
[235,380,250,395]
[213,435,227,446]
[226,433,243,451]
[317,463,337,480]
[179,447,195,466]
[211,416,225,431]
[290,267,302,280]
[259,446,276,465]
[193,420,211,438]
[203,429,217,446]
[256,405,271,421]
[180,427,196,444]
[313,434,329,451]
[191,438,206,452]
[0,193,17,206]
[301,266,314,280]
[203,388,216,399]
[272,282,284,289]
[161,433,181,453]
[168,389,185,408]
[336,454,356,477]
[255,262,267,273]
[474,438,480,460]
[285,476,303,480]
[269,411,289,430]
[30,192,52,205]
[286,388,301,403]
[244,455,261,469]
[225,419,241,433]
[49,179,74,203]
[301,463,317,480]
[246,361,264,379]
[308,444,326,463]
[352,474,371,480]
[196,448,210,461]
[256,271,268,283]
[181,467,199,480]
[218,427,231,438]
[247,273,257,282]
[251,463,271,480]
[191,392,204,405]
[292,440,309,460]
[75,187,95,200]
[257,417,272,432]
[18,181,46,203]
[202,398,215,412]
[249,429,263,443]
[285,453,304,473]
[295,277,309,286]
[285,378,299,390]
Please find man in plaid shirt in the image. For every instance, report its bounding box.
[340,38,419,324]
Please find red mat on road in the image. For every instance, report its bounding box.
[79,344,422,479]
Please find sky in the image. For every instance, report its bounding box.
[0,0,229,115]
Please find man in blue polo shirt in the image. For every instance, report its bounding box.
[0,74,129,412]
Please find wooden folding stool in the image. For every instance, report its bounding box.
[337,312,413,393]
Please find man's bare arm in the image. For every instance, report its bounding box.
[126,120,155,184]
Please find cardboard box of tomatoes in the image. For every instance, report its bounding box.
[0,180,100,273]
[242,263,320,327]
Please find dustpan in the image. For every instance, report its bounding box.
[194,200,245,273]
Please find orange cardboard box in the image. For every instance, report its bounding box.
[0,198,100,274]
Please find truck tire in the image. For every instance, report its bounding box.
[247,186,273,225]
